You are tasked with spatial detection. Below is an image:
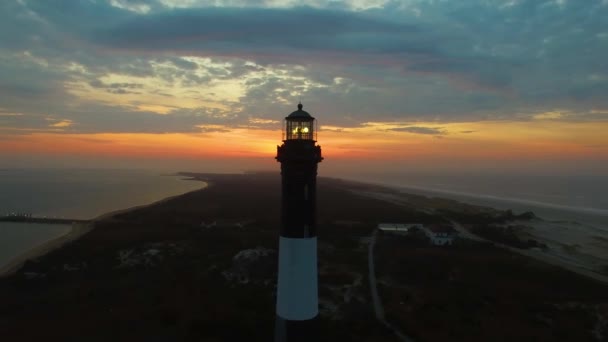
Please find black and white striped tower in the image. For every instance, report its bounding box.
[275,103,323,342]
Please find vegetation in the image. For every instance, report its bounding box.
[470,224,548,249]
[374,235,607,342]
[0,174,604,342]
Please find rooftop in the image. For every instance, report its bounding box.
[378,223,422,231]
[287,103,314,120]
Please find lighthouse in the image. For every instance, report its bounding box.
[275,103,323,341]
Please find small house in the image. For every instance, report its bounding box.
[422,224,458,246]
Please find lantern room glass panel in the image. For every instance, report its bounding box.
[286,119,314,140]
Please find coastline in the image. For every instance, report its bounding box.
[91,181,208,222]
[0,222,93,277]
[1,174,605,284]
[0,181,209,278]
[346,177,608,220]
[354,185,608,284]
[402,185,608,226]
[1,173,606,341]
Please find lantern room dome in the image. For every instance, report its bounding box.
[287,103,313,120]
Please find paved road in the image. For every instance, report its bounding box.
[368,230,385,321]
[368,229,415,342]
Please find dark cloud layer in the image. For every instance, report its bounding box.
[0,0,606,134]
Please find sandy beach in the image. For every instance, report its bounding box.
[406,186,608,279]
[0,222,93,277]
[354,186,608,284]
[515,218,608,278]
[0,181,208,278]
[1,177,605,285]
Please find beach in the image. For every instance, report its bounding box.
[0,179,208,278]
[408,187,608,280]
[2,175,606,284]
[0,222,93,277]
[348,182,608,284]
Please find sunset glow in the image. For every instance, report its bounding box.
[1,1,607,173]
[2,119,606,166]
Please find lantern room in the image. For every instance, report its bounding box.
[284,103,316,141]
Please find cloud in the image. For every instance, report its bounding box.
[48,120,73,128]
[89,80,145,94]
[0,0,607,136]
[388,126,446,135]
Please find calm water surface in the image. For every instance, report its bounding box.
[0,168,204,270]
[343,170,608,232]
[0,222,71,269]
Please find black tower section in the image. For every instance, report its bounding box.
[277,139,322,238]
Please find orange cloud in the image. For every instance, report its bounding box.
[0,120,606,164]
[49,120,73,128]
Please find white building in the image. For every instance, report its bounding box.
[378,223,422,234]
[421,225,458,246]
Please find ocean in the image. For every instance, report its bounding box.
[342,169,607,238]
[0,168,204,271]
[340,170,608,223]
[1,167,606,274]
[0,222,72,269]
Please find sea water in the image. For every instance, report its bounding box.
[0,168,204,270]
[342,169,608,266]
[0,222,72,269]
[0,168,203,219]
[341,169,608,239]
[342,170,608,222]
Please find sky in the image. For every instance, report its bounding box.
[0,0,607,176]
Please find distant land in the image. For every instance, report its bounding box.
[0,173,606,341]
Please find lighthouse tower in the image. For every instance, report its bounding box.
[275,103,323,341]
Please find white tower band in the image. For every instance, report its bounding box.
[275,103,323,341]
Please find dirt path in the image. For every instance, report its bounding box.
[368,229,415,342]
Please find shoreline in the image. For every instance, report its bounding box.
[0,181,209,278]
[90,181,208,222]
[1,175,605,284]
[341,177,608,219]
[354,186,608,284]
[0,222,93,277]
